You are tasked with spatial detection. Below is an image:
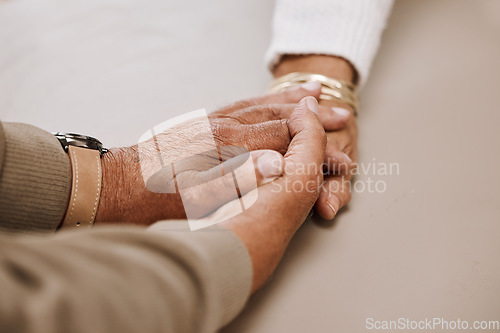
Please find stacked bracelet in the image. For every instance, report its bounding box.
[269,72,359,116]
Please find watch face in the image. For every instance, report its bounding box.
[53,132,107,155]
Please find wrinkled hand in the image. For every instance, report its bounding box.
[219,96,327,293]
[95,85,350,225]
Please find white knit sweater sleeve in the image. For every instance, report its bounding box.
[266,0,394,87]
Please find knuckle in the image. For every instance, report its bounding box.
[211,122,236,145]
[262,105,280,118]
[327,179,343,194]
[247,104,278,119]
[276,118,290,135]
[342,143,354,156]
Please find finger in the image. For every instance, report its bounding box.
[192,149,284,190]
[223,119,291,154]
[324,141,355,174]
[212,81,322,115]
[177,150,284,218]
[318,97,356,117]
[314,175,352,220]
[227,103,351,131]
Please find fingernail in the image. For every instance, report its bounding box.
[326,194,340,220]
[300,81,321,92]
[342,152,352,163]
[325,202,337,220]
[331,107,351,118]
[305,97,319,115]
[257,151,283,183]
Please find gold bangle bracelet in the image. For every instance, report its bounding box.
[269,72,359,116]
[320,86,357,104]
[271,72,357,91]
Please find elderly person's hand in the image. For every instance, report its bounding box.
[218,96,327,292]
[95,86,351,225]
[274,55,358,220]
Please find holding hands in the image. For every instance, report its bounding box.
[95,82,351,225]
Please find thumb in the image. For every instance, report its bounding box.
[284,96,327,182]
[219,97,327,293]
[175,149,284,220]
[228,96,327,225]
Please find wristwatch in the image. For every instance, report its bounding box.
[53,132,108,230]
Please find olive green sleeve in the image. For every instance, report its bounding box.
[0,121,71,232]
[0,223,252,333]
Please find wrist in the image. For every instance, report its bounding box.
[95,147,138,224]
[272,55,358,116]
[273,55,357,84]
[96,146,186,225]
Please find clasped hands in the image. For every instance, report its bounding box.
[94,80,357,292]
[95,82,356,226]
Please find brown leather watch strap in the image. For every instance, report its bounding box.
[60,146,102,229]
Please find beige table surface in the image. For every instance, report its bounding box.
[225,1,500,332]
[1,0,499,332]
